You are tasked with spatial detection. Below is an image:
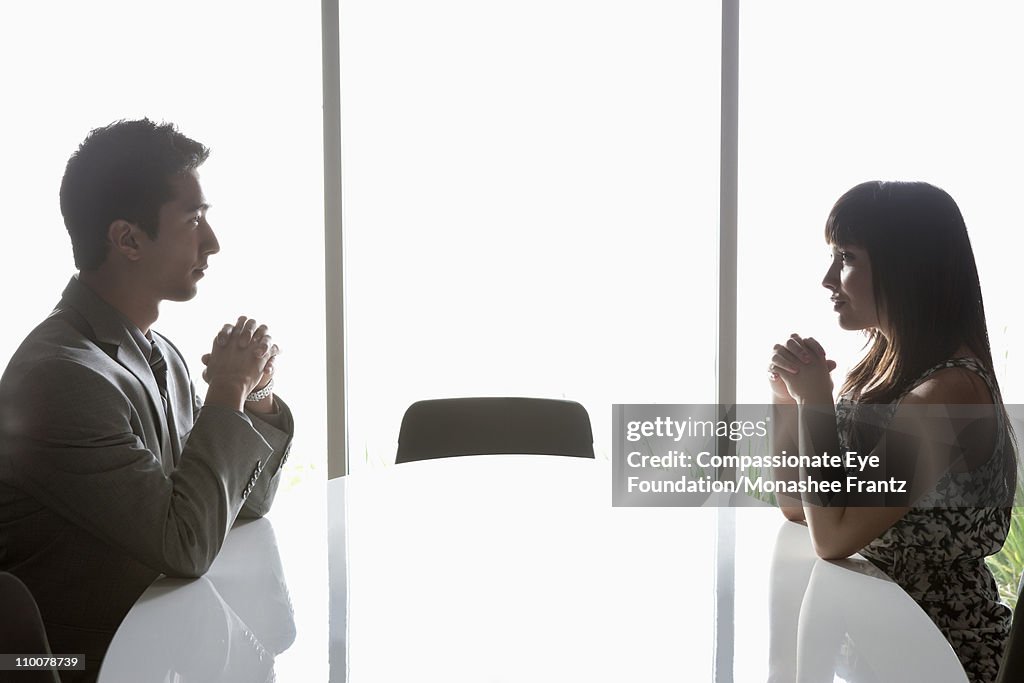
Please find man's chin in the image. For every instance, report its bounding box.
[167,286,200,303]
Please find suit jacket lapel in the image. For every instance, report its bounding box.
[59,278,175,470]
[113,342,176,474]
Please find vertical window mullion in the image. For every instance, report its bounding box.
[323,0,347,478]
[715,0,740,682]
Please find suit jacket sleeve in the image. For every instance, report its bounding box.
[2,358,280,578]
[238,396,294,519]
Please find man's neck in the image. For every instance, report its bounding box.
[78,270,160,334]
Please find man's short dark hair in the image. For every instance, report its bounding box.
[59,119,210,270]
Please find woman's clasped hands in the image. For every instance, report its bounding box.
[768,333,837,404]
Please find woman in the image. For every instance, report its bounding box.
[768,181,1016,683]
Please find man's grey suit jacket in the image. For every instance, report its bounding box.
[0,277,294,676]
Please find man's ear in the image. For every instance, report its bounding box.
[107,220,147,261]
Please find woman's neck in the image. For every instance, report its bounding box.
[950,344,974,359]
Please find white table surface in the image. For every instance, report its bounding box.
[98,478,328,683]
[99,455,969,682]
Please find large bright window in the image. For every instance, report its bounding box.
[734,0,1024,655]
[5,1,1024,678]
[0,3,326,678]
[0,2,326,465]
[736,0,1024,404]
[342,0,722,470]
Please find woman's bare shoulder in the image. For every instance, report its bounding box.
[903,363,993,406]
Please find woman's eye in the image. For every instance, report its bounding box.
[840,251,853,263]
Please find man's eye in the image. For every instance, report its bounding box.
[192,215,202,225]
[840,251,853,263]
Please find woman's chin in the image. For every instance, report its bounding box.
[836,317,866,332]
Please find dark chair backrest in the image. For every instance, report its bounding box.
[396,397,595,464]
[0,572,58,683]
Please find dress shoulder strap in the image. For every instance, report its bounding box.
[902,357,1001,403]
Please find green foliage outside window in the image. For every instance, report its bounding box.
[987,505,1024,610]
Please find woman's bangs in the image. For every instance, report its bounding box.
[824,211,864,247]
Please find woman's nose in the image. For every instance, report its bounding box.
[821,260,839,291]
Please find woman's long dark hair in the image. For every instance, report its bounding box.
[825,181,999,404]
[827,181,1016,508]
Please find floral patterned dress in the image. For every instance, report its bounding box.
[835,357,1015,683]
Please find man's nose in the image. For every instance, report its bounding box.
[201,221,220,255]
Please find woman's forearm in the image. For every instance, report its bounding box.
[796,395,850,554]
[771,398,805,520]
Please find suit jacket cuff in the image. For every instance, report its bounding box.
[238,396,295,518]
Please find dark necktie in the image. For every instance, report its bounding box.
[148,340,170,405]
[148,339,181,465]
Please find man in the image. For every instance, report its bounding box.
[0,119,294,681]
